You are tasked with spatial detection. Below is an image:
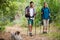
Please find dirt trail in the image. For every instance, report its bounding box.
[0,24,55,40]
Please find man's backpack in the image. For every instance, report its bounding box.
[25,6,36,18]
[25,6,30,18]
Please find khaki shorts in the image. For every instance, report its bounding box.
[43,19,49,27]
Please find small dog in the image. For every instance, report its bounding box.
[11,31,23,40]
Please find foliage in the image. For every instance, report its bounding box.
[0,0,20,26]
[0,26,5,31]
[0,0,60,30]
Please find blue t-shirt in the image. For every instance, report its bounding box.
[41,7,50,20]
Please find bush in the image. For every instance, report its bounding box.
[0,26,5,32]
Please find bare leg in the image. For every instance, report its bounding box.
[29,24,32,33]
[29,24,33,36]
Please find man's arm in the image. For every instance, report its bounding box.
[48,8,50,16]
[34,9,36,16]
[41,8,43,14]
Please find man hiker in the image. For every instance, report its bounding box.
[25,1,36,36]
[41,2,50,33]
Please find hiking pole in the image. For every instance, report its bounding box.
[48,22,50,33]
[27,18,29,36]
[39,21,41,34]
[48,16,50,33]
[27,21,28,36]
[35,16,36,35]
[40,14,42,34]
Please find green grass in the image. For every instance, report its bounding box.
[49,32,60,40]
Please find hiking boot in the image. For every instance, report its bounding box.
[43,31,47,34]
[29,33,33,37]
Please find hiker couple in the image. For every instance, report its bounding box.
[25,1,50,36]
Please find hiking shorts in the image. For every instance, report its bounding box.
[43,19,49,27]
[28,19,33,26]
